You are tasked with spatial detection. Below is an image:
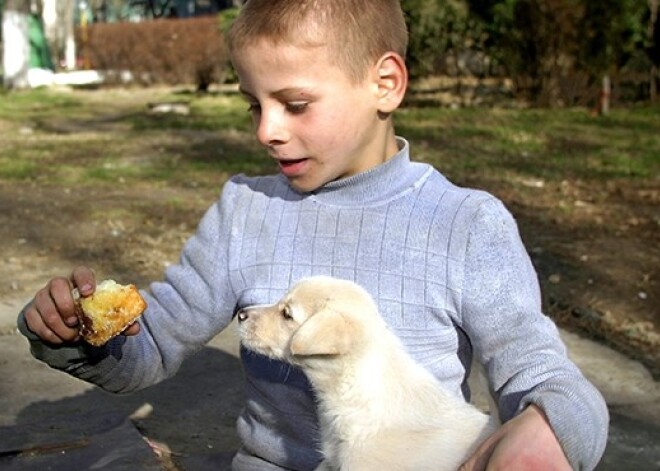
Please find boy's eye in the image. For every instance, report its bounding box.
[246,103,261,114]
[286,102,308,114]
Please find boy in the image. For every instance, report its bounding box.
[18,1,608,470]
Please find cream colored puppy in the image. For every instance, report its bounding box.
[237,276,498,471]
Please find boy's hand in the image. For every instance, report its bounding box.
[459,404,572,471]
[23,266,139,345]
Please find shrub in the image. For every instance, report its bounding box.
[78,16,229,91]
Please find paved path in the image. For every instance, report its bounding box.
[1,296,658,470]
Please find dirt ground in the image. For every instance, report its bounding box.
[0,88,657,383]
[488,176,659,378]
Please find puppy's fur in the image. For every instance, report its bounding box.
[238,276,498,471]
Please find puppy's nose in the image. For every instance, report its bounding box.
[237,304,270,322]
[237,309,249,323]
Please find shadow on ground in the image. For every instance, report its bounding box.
[0,345,244,470]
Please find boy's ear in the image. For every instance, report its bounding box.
[373,52,408,114]
[289,308,353,356]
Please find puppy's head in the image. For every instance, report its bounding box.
[237,276,378,363]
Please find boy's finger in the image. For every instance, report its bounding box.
[24,300,64,345]
[46,277,80,328]
[48,277,77,318]
[458,430,500,471]
[71,266,96,297]
[34,286,79,342]
[123,322,141,337]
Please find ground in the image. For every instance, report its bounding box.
[0,86,657,382]
[488,175,659,378]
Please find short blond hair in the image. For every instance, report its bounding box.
[227,0,408,83]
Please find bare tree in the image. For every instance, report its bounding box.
[2,0,31,88]
[41,0,76,70]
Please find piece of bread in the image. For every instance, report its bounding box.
[73,279,147,346]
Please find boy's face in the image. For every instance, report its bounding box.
[232,40,396,192]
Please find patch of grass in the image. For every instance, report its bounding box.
[0,88,657,191]
[0,158,39,180]
[0,88,82,122]
[396,104,660,184]
[130,94,253,132]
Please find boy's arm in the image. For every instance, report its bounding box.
[16,182,241,393]
[460,197,608,471]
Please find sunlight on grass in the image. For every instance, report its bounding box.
[0,88,81,122]
[130,94,253,132]
[396,104,659,184]
[0,158,39,180]
[0,88,657,190]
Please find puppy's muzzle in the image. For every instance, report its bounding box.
[236,304,271,323]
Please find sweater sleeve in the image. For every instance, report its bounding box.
[459,197,608,471]
[17,180,240,393]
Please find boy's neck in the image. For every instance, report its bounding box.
[381,125,400,165]
[302,137,430,207]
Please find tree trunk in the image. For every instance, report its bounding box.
[64,0,76,70]
[599,74,611,115]
[2,0,32,89]
[40,0,76,70]
[649,0,659,103]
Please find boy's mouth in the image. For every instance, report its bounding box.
[278,158,309,177]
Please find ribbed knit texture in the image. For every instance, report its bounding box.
[19,138,608,471]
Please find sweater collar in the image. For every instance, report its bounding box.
[306,137,429,206]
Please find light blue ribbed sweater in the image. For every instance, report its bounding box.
[19,138,608,471]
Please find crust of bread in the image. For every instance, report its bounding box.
[74,280,147,346]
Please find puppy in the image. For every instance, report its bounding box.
[237,276,498,471]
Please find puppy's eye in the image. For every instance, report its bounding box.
[281,305,294,321]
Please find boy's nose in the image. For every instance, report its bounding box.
[256,110,288,148]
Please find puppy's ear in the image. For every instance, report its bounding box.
[289,308,353,356]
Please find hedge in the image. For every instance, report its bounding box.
[78,16,229,91]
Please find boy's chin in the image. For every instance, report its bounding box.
[285,176,324,194]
